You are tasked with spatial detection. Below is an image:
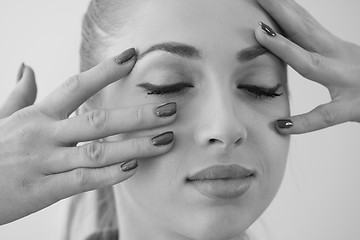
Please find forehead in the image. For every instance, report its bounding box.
[124,0,274,53]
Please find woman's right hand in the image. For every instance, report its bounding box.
[0,48,176,225]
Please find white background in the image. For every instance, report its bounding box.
[0,1,360,239]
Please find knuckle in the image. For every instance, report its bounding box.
[18,176,35,195]
[86,109,108,130]
[17,125,40,142]
[135,106,146,126]
[310,52,322,68]
[318,105,336,126]
[301,52,322,79]
[298,114,312,130]
[130,137,156,156]
[11,107,35,121]
[62,75,81,96]
[84,142,105,164]
[74,169,91,189]
[300,65,312,79]
[130,138,144,153]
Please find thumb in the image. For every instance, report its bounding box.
[0,63,37,118]
[275,101,351,135]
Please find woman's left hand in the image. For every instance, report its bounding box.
[255,0,360,134]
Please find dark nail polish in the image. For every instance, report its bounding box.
[114,48,137,65]
[151,131,174,146]
[17,62,25,82]
[121,160,138,172]
[259,21,277,37]
[276,119,293,129]
[155,102,177,117]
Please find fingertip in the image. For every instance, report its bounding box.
[16,63,25,82]
[120,159,138,172]
[20,64,36,84]
[254,25,267,44]
[114,47,137,65]
[97,48,138,85]
[275,119,294,135]
[113,47,138,76]
[109,161,138,185]
[255,22,278,43]
[18,65,37,105]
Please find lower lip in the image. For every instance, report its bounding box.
[187,176,254,199]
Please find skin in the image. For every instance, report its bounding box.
[1,0,359,236]
[255,0,360,134]
[93,0,290,239]
[0,52,177,225]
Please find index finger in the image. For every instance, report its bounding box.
[256,0,333,53]
[38,48,137,119]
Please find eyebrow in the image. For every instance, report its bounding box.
[138,42,201,60]
[137,42,269,62]
[236,45,269,62]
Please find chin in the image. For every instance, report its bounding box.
[176,206,255,240]
[182,224,247,240]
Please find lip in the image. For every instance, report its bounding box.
[186,164,256,199]
[187,164,255,181]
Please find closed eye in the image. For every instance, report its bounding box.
[238,84,284,99]
[137,82,194,96]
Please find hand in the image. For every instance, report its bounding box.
[255,0,360,134]
[0,48,176,225]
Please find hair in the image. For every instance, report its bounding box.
[65,1,134,239]
[79,0,139,72]
[65,1,288,239]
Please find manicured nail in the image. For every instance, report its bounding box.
[259,21,277,37]
[151,131,174,146]
[114,48,137,65]
[276,119,293,129]
[154,102,177,117]
[17,62,25,82]
[121,159,138,172]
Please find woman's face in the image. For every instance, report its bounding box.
[100,0,290,238]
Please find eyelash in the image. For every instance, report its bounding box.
[139,82,283,99]
[237,84,284,99]
[139,82,194,96]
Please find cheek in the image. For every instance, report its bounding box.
[250,115,290,203]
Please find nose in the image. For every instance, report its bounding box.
[194,90,248,151]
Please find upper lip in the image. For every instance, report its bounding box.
[187,164,256,181]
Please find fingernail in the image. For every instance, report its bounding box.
[259,21,277,37]
[17,62,25,82]
[276,119,293,129]
[121,159,138,172]
[154,102,177,117]
[151,131,174,146]
[114,48,137,65]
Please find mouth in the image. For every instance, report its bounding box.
[186,164,256,199]
[186,164,256,181]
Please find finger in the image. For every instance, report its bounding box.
[47,131,174,173]
[275,101,351,134]
[44,159,138,203]
[255,23,337,84]
[256,0,334,52]
[54,102,177,144]
[37,48,137,119]
[0,64,37,118]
